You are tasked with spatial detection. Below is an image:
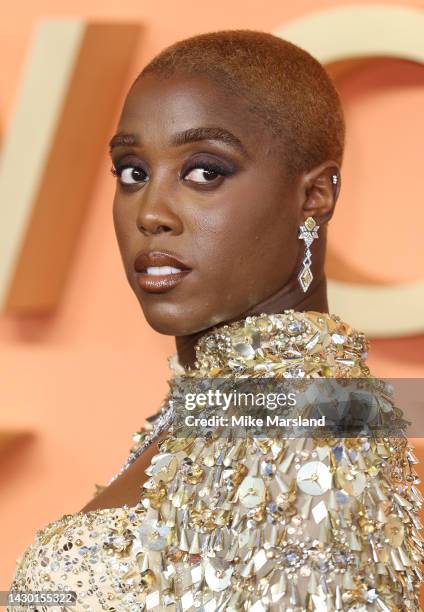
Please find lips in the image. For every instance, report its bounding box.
[134,251,191,273]
[134,250,192,293]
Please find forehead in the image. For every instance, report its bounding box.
[118,73,273,153]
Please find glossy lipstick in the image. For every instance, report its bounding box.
[134,251,192,293]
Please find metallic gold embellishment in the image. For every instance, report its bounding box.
[8,310,424,612]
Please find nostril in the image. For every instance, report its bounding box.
[137,224,149,236]
[136,222,172,235]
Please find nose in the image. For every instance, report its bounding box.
[136,181,182,237]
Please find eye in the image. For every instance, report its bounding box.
[182,159,234,185]
[111,165,148,185]
[184,167,221,183]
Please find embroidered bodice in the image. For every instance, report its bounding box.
[7,310,424,611]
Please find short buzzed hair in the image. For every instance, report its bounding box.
[134,29,345,176]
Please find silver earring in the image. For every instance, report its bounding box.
[332,174,338,185]
[298,216,319,292]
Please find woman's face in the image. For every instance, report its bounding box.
[111,72,303,336]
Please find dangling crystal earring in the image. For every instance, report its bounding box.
[298,216,319,292]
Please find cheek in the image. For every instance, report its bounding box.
[112,196,122,239]
[189,189,298,300]
[112,196,131,255]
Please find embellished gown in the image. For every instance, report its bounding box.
[7,310,424,611]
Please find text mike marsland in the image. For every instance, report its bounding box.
[184,414,326,427]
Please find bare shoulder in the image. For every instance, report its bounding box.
[79,429,171,514]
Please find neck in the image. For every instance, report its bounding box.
[175,272,329,370]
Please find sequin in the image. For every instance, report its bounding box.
[144,453,177,483]
[296,460,332,495]
[384,515,405,547]
[238,476,265,507]
[335,465,367,496]
[204,558,233,591]
[138,519,171,551]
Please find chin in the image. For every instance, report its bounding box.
[139,302,200,336]
[139,301,229,337]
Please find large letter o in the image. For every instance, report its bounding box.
[274,6,424,336]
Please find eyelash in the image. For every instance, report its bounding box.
[110,161,233,185]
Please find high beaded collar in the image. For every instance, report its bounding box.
[168,309,370,379]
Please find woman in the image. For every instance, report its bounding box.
[8,30,424,611]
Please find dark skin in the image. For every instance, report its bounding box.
[80,71,340,514]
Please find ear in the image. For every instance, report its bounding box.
[301,161,341,225]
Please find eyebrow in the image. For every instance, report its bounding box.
[109,127,250,158]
